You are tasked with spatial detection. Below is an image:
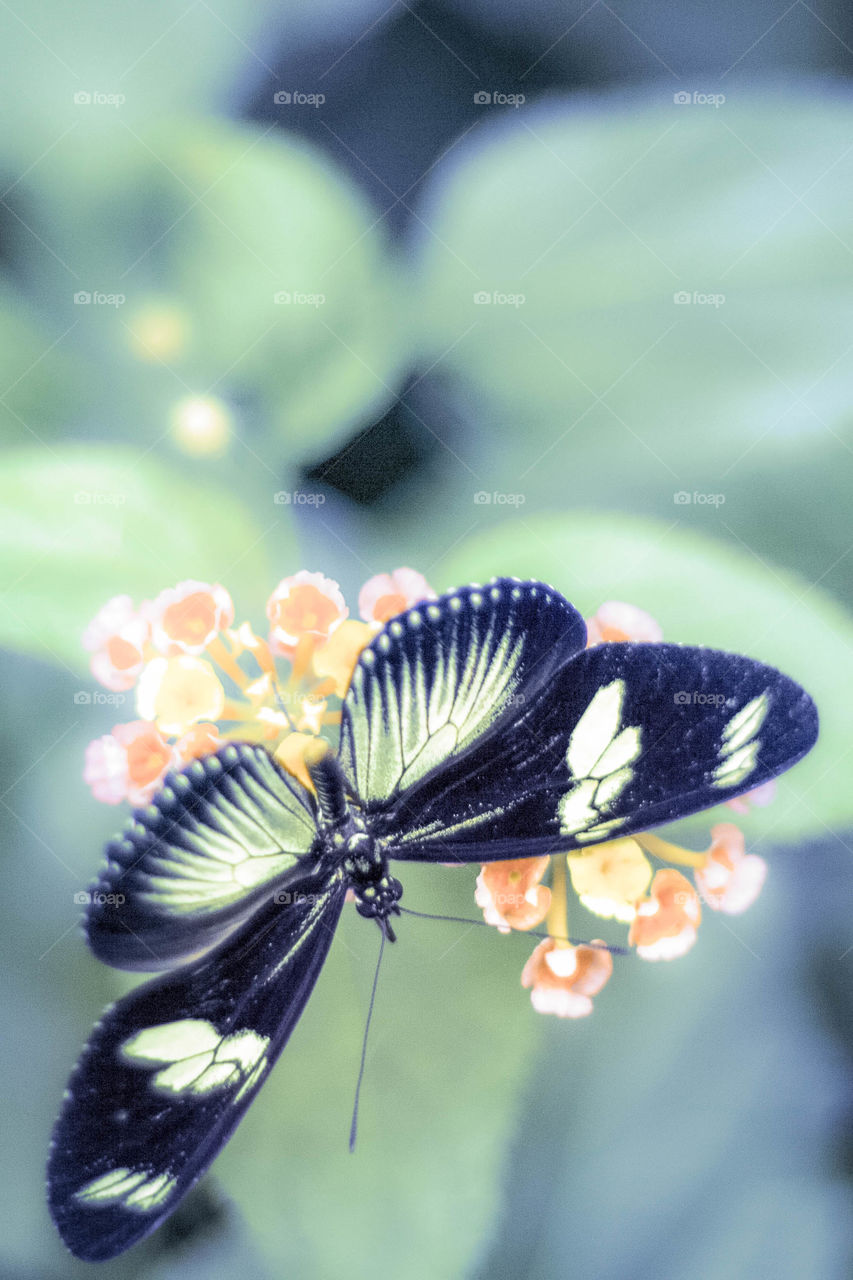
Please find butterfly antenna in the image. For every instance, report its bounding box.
[398,906,629,955]
[349,928,386,1152]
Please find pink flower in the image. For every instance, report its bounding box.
[358,568,436,624]
[695,823,767,915]
[150,581,234,656]
[521,938,613,1018]
[82,595,150,691]
[725,779,777,815]
[84,721,176,806]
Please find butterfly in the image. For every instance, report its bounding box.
[48,578,818,1260]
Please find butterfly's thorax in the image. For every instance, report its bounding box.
[307,742,403,935]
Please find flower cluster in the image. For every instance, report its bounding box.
[477,601,771,1018]
[82,568,435,805]
[80,582,771,1023]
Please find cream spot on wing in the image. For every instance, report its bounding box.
[559,681,641,838]
[75,1168,177,1213]
[120,1019,269,1102]
[713,691,769,790]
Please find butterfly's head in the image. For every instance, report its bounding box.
[343,830,403,931]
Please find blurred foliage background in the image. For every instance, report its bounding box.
[1,2,852,1277]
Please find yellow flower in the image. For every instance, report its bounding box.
[567,838,652,922]
[136,656,226,736]
[312,620,378,696]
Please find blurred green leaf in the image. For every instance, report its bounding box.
[413,88,853,599]
[0,445,286,669]
[14,119,404,457]
[436,511,852,842]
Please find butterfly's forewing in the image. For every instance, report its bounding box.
[87,745,321,971]
[49,871,345,1262]
[338,579,586,806]
[340,585,818,861]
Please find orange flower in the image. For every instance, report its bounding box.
[358,568,436,624]
[84,721,175,806]
[175,721,222,763]
[695,823,767,915]
[83,595,150,691]
[725,779,777,815]
[629,868,701,961]
[585,601,663,646]
[150,581,234,656]
[521,938,613,1017]
[266,571,347,652]
[136,656,226,735]
[475,857,552,933]
[312,620,377,696]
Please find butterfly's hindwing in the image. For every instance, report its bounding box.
[338,579,586,807]
[87,744,322,971]
[352,629,817,861]
[48,871,345,1263]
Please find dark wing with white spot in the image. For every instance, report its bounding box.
[366,641,817,861]
[48,870,345,1262]
[87,745,321,971]
[338,578,586,806]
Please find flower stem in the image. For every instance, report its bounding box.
[547,857,571,947]
[207,636,251,692]
[635,832,708,869]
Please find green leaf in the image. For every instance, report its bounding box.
[413,89,853,599]
[436,511,852,842]
[0,445,285,669]
[18,119,403,457]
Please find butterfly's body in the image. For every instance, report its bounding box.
[47,578,819,1262]
[305,740,403,938]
